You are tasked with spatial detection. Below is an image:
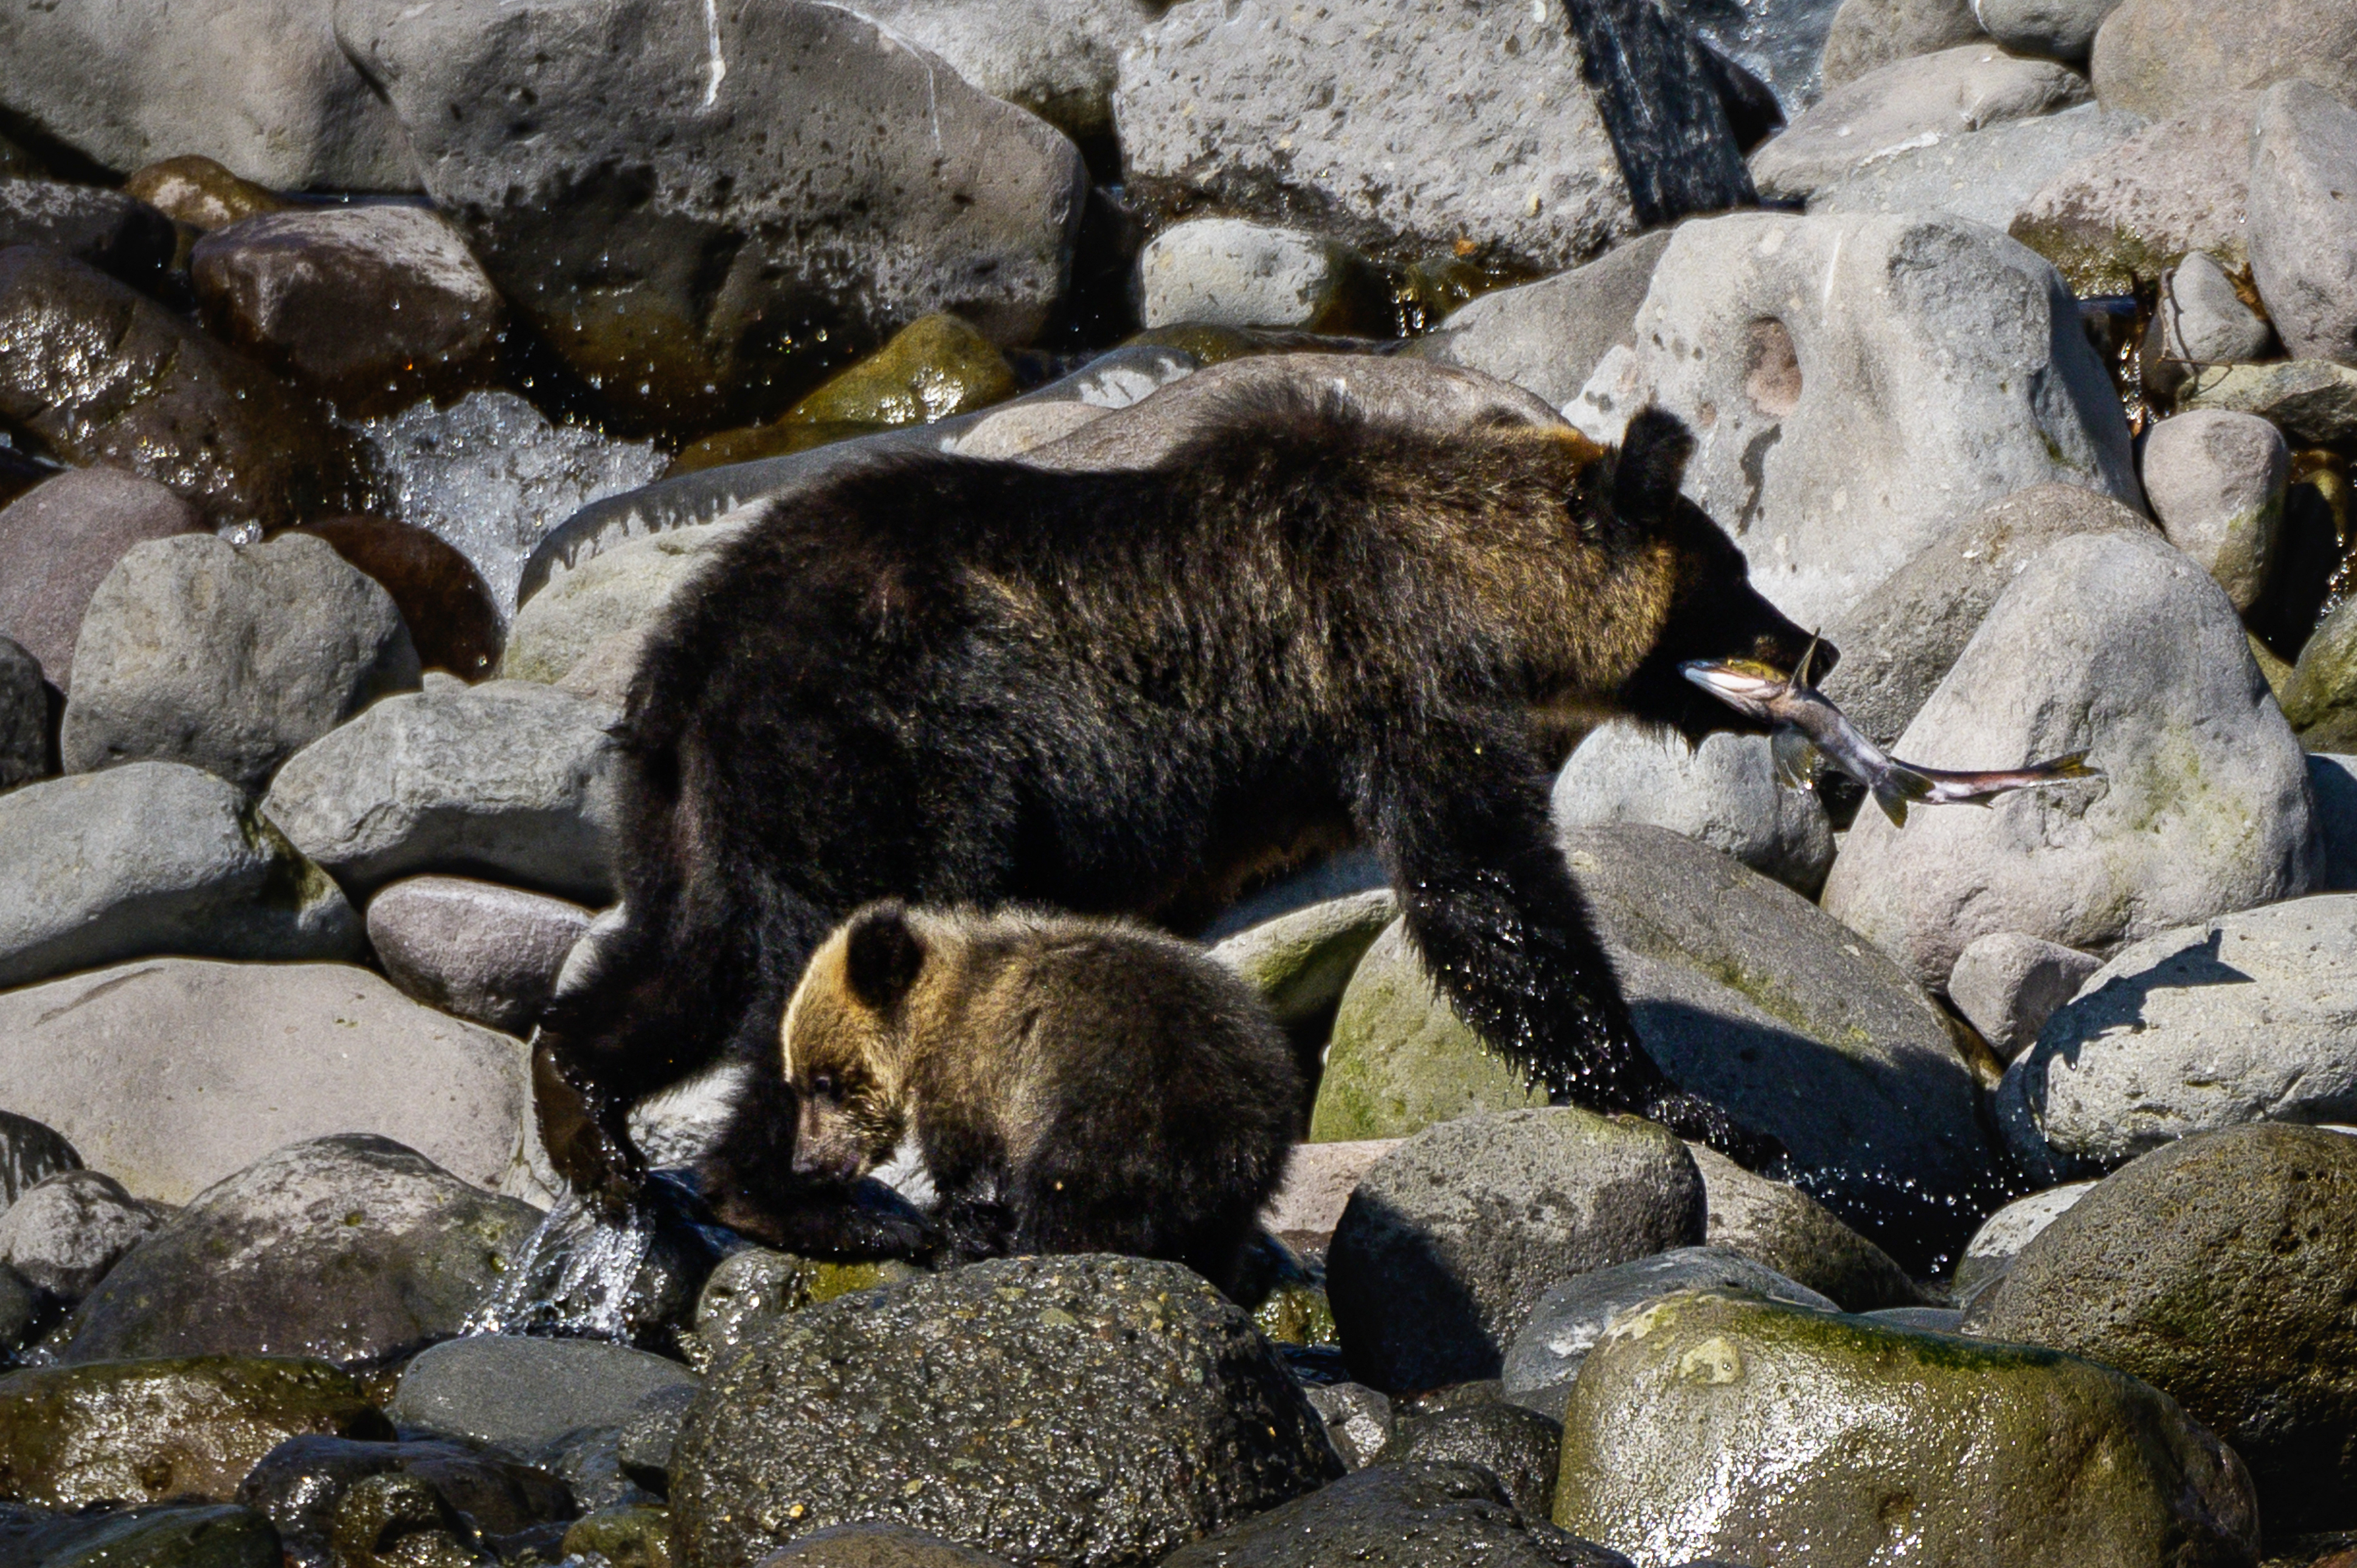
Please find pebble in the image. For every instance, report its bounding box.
[392,1334,700,1457]
[2141,409,2289,611]
[0,466,202,694]
[0,248,372,531]
[1302,1383,1392,1471]
[1948,1179,2094,1305]
[60,533,421,793]
[1501,1246,1838,1420]
[1551,722,1834,896]
[0,958,534,1205]
[2089,0,2357,122]
[0,179,174,285]
[671,1255,1341,1568]
[1557,1291,2258,1565]
[191,205,507,416]
[1967,1123,2357,1533]
[1945,931,2101,1062]
[1822,528,2318,993]
[263,677,621,904]
[120,155,291,232]
[295,516,505,682]
[0,1170,158,1302]
[365,875,596,1033]
[1134,219,1385,336]
[0,762,359,990]
[1996,895,2357,1175]
[1818,0,1985,89]
[1406,231,1670,409]
[2248,79,2357,368]
[2007,94,2255,295]
[1324,1108,1705,1393]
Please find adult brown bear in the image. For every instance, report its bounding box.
[533,369,1823,1250]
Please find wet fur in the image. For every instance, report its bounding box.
[531,389,1821,1245]
[769,902,1301,1292]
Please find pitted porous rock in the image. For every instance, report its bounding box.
[2008,95,2255,296]
[671,1254,1341,1568]
[58,1136,540,1366]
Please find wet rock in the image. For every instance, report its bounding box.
[0,762,359,989]
[2142,409,2288,611]
[1501,1246,1836,1420]
[1686,1144,1928,1311]
[1588,210,2136,627]
[1211,889,1396,1037]
[192,206,506,418]
[122,156,292,232]
[60,534,420,792]
[1968,1123,2357,1533]
[1380,1402,1564,1519]
[0,637,46,792]
[1805,101,2146,230]
[1948,1179,2093,1305]
[0,1170,159,1302]
[0,1356,384,1507]
[1816,483,2152,749]
[295,516,504,682]
[240,1434,574,1568]
[1303,1384,1392,1471]
[2089,0,2357,123]
[1115,0,1749,274]
[0,1503,284,1568]
[1551,722,1833,896]
[2248,80,2357,368]
[1161,1461,1632,1568]
[562,1504,673,1568]
[499,518,749,692]
[1822,528,2317,992]
[263,677,620,903]
[756,1524,1015,1567]
[0,248,371,530]
[392,1335,698,1458]
[59,1135,540,1365]
[0,959,534,1205]
[0,466,203,695]
[1557,1291,2260,1565]
[327,1471,496,1568]
[682,1246,924,1378]
[2008,94,2255,294]
[0,180,173,283]
[358,392,666,619]
[1976,0,2122,62]
[671,1254,1341,1568]
[1750,44,2090,202]
[1945,931,2101,1062]
[1406,232,1670,408]
[1996,896,2357,1176]
[2286,598,2357,750]
[2316,754,2357,889]
[337,0,1083,435]
[1134,220,1385,336]
[365,876,594,1033]
[1323,1108,1703,1393]
[2142,252,2278,402]
[1817,0,1984,89]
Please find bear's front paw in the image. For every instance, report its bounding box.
[532,1035,647,1218]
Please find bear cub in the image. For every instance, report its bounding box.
[744,900,1302,1293]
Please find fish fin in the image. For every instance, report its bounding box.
[2033,750,2100,779]
[1770,727,1821,792]
[1872,765,1935,827]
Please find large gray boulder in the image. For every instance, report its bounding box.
[0,959,535,1205]
[1406,232,1670,409]
[390,1333,698,1456]
[60,534,421,792]
[0,467,204,695]
[1804,102,2146,231]
[2248,78,2357,368]
[1823,528,2317,993]
[1996,896,2357,1175]
[832,0,1160,146]
[58,1135,541,1365]
[2289,595,2357,751]
[2007,94,2255,295]
[0,1170,158,1303]
[1114,0,1750,274]
[1818,484,2153,748]
[263,676,621,903]
[1549,722,1833,895]
[1324,1108,1706,1394]
[499,518,750,696]
[2142,252,2279,402]
[1748,44,2091,202]
[0,762,358,990]
[0,0,414,188]
[365,875,597,1034]
[1948,1179,2092,1304]
[1966,1123,2357,1534]
[2089,0,2357,122]
[1577,210,2137,627]
[1556,1291,2260,1565]
[1818,0,1985,89]
[336,0,1086,433]
[671,1255,1341,1568]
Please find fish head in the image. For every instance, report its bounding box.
[1678,658,1791,722]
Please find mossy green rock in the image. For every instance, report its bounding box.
[1967,1124,2357,1535]
[683,1245,924,1376]
[0,1356,384,1507]
[1556,1292,2260,1567]
[2285,596,2357,750]
[1309,919,1545,1142]
[563,1505,673,1568]
[1213,889,1396,1031]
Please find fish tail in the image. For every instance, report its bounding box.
[1872,764,1936,827]
[2033,750,2100,779]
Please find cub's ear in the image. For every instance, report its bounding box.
[1611,406,1697,527]
[843,902,926,1010]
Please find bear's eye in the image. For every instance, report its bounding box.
[808,1071,841,1100]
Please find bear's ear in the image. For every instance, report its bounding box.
[1611,406,1696,528]
[843,902,926,1010]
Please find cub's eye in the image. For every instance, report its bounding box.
[808,1071,840,1100]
